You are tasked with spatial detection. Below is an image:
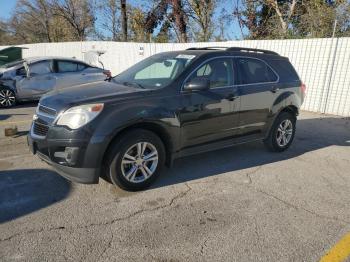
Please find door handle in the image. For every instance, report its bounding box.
[271,86,280,93]
[226,94,239,101]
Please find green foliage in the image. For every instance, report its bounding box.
[234,0,350,39]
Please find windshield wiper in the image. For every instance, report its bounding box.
[123,81,145,89]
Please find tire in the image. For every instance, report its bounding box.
[0,87,16,108]
[264,112,296,152]
[105,129,166,191]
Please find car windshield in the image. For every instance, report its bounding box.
[112,53,196,89]
[0,60,24,69]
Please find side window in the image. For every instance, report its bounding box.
[268,59,299,82]
[16,67,26,76]
[237,58,278,84]
[29,61,52,75]
[188,58,233,88]
[77,63,87,71]
[57,61,79,73]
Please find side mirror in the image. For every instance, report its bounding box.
[184,77,210,91]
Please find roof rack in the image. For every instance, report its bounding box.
[186,46,279,55]
[226,47,278,55]
[186,47,228,50]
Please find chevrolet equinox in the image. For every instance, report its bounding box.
[28,47,305,191]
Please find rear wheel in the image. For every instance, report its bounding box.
[0,88,16,108]
[105,129,165,191]
[264,112,296,152]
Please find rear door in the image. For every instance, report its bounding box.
[178,57,240,148]
[235,57,279,136]
[54,60,103,89]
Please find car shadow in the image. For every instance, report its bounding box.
[11,131,29,138]
[0,169,71,223]
[0,101,38,112]
[0,114,28,121]
[152,116,350,189]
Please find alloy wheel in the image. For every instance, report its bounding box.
[276,119,293,147]
[121,142,159,183]
[0,89,15,107]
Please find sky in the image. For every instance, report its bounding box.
[0,0,17,19]
[0,0,242,40]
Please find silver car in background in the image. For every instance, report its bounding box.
[0,57,111,107]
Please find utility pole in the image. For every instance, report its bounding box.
[120,0,128,42]
[332,19,337,38]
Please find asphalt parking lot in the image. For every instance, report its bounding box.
[0,104,349,262]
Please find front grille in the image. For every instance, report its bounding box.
[33,121,49,137]
[38,105,57,117]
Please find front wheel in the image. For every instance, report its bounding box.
[0,88,16,108]
[105,129,165,191]
[264,112,296,152]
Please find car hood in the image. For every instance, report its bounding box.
[40,80,148,112]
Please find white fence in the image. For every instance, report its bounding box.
[1,38,350,116]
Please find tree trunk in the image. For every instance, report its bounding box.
[120,0,127,41]
[171,0,187,43]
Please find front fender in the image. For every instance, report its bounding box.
[87,101,181,168]
[0,80,16,93]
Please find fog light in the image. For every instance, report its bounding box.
[54,147,79,165]
[64,147,79,164]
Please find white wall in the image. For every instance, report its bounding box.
[1,38,349,116]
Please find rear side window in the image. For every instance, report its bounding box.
[77,63,87,71]
[268,59,299,82]
[237,58,278,84]
[57,61,86,73]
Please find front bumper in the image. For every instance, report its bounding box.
[27,129,100,184]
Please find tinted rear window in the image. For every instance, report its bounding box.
[268,59,299,82]
[237,58,278,84]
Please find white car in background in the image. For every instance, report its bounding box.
[0,56,111,107]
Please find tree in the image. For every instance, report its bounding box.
[100,0,120,41]
[171,0,188,42]
[144,0,188,43]
[185,0,216,41]
[234,0,279,39]
[233,0,350,39]
[266,0,297,36]
[5,0,55,43]
[0,20,15,45]
[52,0,95,41]
[129,6,147,42]
[336,2,350,37]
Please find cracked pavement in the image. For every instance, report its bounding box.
[1,106,350,261]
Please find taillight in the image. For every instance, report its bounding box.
[103,70,111,78]
[300,82,306,95]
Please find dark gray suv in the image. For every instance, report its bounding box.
[28,47,305,191]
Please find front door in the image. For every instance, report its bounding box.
[178,57,240,148]
[16,60,56,99]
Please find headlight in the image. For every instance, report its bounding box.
[56,103,104,129]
